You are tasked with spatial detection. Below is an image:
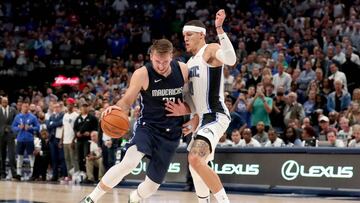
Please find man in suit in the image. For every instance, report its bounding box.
[0,97,17,179]
[46,102,66,181]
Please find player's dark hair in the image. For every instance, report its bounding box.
[185,20,206,28]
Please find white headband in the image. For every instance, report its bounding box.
[183,25,206,35]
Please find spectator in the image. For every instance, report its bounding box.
[238,128,261,147]
[338,117,352,145]
[303,90,317,117]
[230,129,241,147]
[227,96,247,137]
[248,84,272,134]
[270,87,286,134]
[31,129,50,181]
[0,96,17,180]
[301,126,318,147]
[46,102,66,181]
[283,92,305,126]
[264,128,284,147]
[61,98,80,180]
[217,133,233,147]
[253,121,269,145]
[84,131,104,184]
[74,103,98,172]
[272,62,292,93]
[348,124,360,147]
[326,130,345,147]
[327,80,351,113]
[11,102,40,180]
[328,111,340,130]
[296,61,316,102]
[333,44,346,65]
[347,102,360,126]
[282,127,302,147]
[328,63,348,92]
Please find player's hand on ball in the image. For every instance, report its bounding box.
[215,9,226,28]
[101,105,122,118]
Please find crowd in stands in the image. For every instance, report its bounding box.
[0,0,360,183]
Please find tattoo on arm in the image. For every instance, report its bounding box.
[190,139,210,158]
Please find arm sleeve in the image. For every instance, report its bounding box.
[215,33,237,66]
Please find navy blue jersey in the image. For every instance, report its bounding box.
[138,60,184,134]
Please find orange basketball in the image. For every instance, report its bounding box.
[101,109,130,138]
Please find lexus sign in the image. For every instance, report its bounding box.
[281,160,354,181]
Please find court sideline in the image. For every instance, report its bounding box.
[0,181,359,203]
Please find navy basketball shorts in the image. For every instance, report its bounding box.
[126,123,181,184]
[17,141,35,156]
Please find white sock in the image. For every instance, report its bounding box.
[17,155,24,175]
[214,188,229,203]
[198,195,210,203]
[88,146,144,202]
[29,155,35,174]
[88,184,106,203]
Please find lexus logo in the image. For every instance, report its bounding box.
[281,160,354,181]
[281,160,300,181]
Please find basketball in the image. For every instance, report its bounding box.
[101,109,130,138]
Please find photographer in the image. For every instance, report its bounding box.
[248,83,272,134]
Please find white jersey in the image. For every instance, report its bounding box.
[187,44,229,117]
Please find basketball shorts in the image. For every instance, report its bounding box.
[187,113,230,161]
[126,122,182,184]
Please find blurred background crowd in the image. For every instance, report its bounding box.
[0,0,360,184]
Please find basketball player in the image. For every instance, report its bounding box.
[80,39,188,203]
[165,9,236,203]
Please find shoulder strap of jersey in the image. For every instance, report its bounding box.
[170,60,185,84]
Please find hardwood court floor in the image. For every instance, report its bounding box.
[0,181,359,203]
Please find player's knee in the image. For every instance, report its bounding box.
[120,157,140,171]
[188,153,205,169]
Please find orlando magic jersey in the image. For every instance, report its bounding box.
[187,44,230,117]
[138,60,184,133]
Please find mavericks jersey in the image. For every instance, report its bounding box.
[138,60,184,133]
[187,44,229,117]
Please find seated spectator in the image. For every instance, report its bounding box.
[328,111,339,130]
[327,80,351,113]
[348,124,360,147]
[217,133,233,147]
[283,92,305,126]
[301,117,312,129]
[318,115,335,141]
[338,117,352,145]
[347,102,360,125]
[84,131,104,184]
[229,93,249,131]
[328,63,348,92]
[296,61,316,103]
[303,90,317,117]
[264,129,284,147]
[253,121,269,145]
[301,126,318,147]
[282,127,302,147]
[230,129,241,147]
[238,128,261,147]
[326,130,345,147]
[272,62,292,93]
